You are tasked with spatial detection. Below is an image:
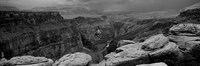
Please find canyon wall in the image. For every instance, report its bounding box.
[0,11,83,60]
[1,8,195,61]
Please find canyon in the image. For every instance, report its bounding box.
[1,3,200,66]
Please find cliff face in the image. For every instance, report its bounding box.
[0,10,181,61]
[0,11,82,60]
[0,11,176,62]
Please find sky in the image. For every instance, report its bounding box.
[0,0,200,13]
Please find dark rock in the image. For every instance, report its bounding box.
[179,8,200,21]
[0,11,82,60]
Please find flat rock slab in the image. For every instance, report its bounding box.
[53,52,92,66]
[142,34,169,51]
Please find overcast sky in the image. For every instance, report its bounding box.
[0,0,200,13]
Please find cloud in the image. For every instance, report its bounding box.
[86,0,200,13]
[0,0,199,13]
[0,0,89,9]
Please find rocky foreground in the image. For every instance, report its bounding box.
[1,23,200,66]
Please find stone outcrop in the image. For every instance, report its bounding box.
[9,56,53,65]
[142,34,169,51]
[102,34,180,66]
[0,56,53,66]
[169,24,200,36]
[169,23,200,51]
[168,23,200,65]
[104,43,150,66]
[53,52,92,66]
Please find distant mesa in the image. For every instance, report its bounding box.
[31,7,101,14]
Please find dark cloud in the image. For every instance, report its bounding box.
[0,0,89,9]
[86,0,200,13]
[0,0,199,13]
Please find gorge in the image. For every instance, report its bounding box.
[1,3,200,66]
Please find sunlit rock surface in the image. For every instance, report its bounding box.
[53,52,92,66]
[142,34,169,51]
[0,56,54,66]
[136,62,168,66]
[103,34,178,66]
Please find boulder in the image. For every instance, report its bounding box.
[141,41,183,66]
[104,34,177,66]
[0,58,14,66]
[0,62,14,66]
[169,24,200,36]
[169,35,200,51]
[53,52,92,66]
[105,52,150,66]
[0,58,7,63]
[117,40,136,47]
[142,34,169,51]
[149,42,182,63]
[104,44,150,66]
[8,56,53,66]
[149,42,178,57]
[136,62,168,66]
